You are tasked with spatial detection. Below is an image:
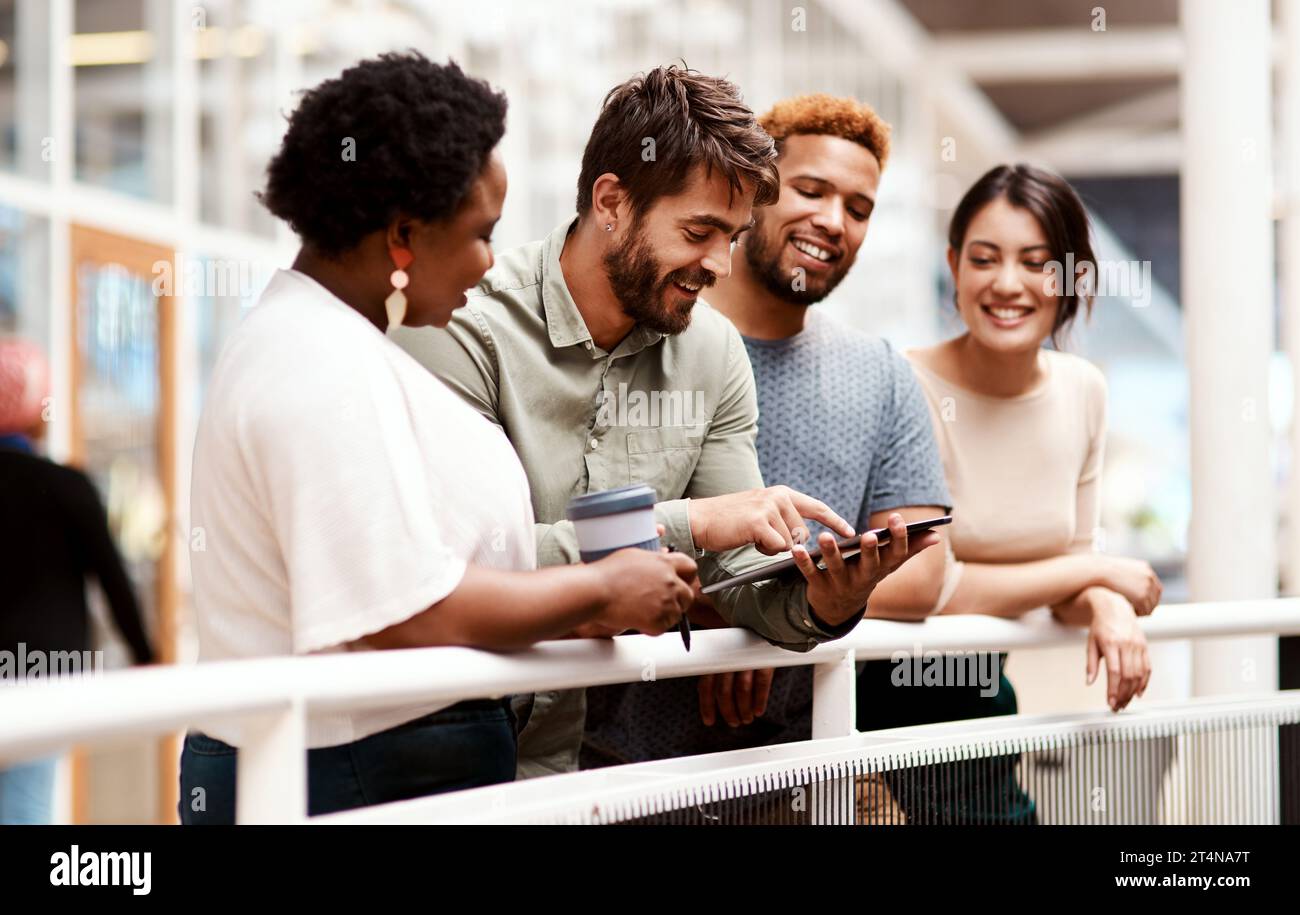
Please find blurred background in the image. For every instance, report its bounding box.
[0,0,1294,822]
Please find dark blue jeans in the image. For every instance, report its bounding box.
[179,699,516,824]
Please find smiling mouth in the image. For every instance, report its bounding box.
[790,237,837,263]
[981,304,1034,322]
[669,278,705,300]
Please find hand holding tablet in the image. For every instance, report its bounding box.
[700,515,952,595]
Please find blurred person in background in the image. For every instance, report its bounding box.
[183,53,696,825]
[866,163,1164,823]
[395,65,939,781]
[0,338,154,825]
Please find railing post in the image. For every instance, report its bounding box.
[810,650,856,825]
[811,649,857,740]
[235,699,307,824]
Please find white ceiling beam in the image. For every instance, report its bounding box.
[1021,127,1181,177]
[933,25,1280,83]
[1028,85,1181,137]
[1016,85,1182,175]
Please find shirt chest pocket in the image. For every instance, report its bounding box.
[625,424,706,497]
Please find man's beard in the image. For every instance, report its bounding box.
[744,218,850,305]
[603,222,714,336]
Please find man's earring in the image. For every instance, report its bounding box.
[386,245,413,330]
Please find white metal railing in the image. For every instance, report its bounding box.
[1,599,1298,823]
[316,691,1300,825]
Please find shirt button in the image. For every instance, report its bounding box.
[589,438,599,450]
[584,341,593,351]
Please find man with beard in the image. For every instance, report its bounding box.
[579,95,954,821]
[394,68,939,779]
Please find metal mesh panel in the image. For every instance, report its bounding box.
[312,693,1300,825]
[598,704,1300,825]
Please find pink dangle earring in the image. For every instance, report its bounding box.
[385,245,413,330]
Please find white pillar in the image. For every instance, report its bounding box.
[144,0,175,204]
[45,0,73,464]
[15,0,52,181]
[14,0,53,357]
[1282,0,1300,596]
[1181,0,1278,695]
[215,1,246,231]
[269,3,304,252]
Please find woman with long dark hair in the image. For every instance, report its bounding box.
[858,164,1162,824]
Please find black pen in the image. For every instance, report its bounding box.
[665,544,691,651]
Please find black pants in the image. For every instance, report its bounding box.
[858,655,1037,824]
[179,699,516,824]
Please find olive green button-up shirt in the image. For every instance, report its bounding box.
[392,218,861,777]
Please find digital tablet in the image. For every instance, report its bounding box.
[699,515,952,595]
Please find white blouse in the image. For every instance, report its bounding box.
[190,269,535,748]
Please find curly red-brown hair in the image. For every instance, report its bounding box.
[759,94,891,169]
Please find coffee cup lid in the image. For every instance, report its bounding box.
[565,483,657,521]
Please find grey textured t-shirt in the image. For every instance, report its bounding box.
[582,309,952,765]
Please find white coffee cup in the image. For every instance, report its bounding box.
[565,484,659,561]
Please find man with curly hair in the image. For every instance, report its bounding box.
[395,73,941,780]
[579,95,954,824]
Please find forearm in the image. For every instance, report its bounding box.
[701,547,852,651]
[99,570,154,663]
[105,586,154,664]
[1050,585,1111,626]
[863,543,945,621]
[87,520,154,663]
[939,553,1099,618]
[362,563,607,652]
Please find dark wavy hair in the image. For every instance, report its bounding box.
[576,64,779,217]
[948,163,1097,347]
[259,53,507,256]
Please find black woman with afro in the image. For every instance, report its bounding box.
[181,53,695,823]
